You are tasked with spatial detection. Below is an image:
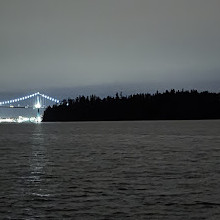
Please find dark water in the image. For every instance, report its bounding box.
[0,120,219,219]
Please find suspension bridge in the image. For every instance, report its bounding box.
[0,92,60,122]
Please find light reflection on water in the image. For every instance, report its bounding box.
[0,120,220,219]
[28,126,48,190]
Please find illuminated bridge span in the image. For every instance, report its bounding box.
[0,92,60,122]
[0,92,59,109]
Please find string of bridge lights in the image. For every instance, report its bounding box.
[0,92,60,105]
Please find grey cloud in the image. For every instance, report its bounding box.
[0,0,220,93]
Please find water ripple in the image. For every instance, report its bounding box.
[0,121,220,219]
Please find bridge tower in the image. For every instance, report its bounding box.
[34,95,42,122]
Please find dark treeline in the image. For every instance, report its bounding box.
[43,89,220,121]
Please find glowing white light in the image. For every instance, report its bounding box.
[0,118,15,123]
[36,116,42,123]
[35,103,41,109]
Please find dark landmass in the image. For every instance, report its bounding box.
[43,90,220,122]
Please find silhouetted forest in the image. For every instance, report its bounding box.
[43,90,220,121]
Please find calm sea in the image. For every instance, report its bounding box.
[0,120,219,219]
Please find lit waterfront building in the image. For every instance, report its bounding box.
[0,118,15,123]
[0,116,42,123]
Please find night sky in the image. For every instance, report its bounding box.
[0,0,220,98]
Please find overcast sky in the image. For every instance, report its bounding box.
[0,0,220,96]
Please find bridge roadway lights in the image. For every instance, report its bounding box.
[0,92,59,123]
[0,92,60,106]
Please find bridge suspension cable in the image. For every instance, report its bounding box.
[0,92,60,105]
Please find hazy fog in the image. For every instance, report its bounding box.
[0,0,220,95]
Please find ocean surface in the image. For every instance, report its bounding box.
[0,120,219,219]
